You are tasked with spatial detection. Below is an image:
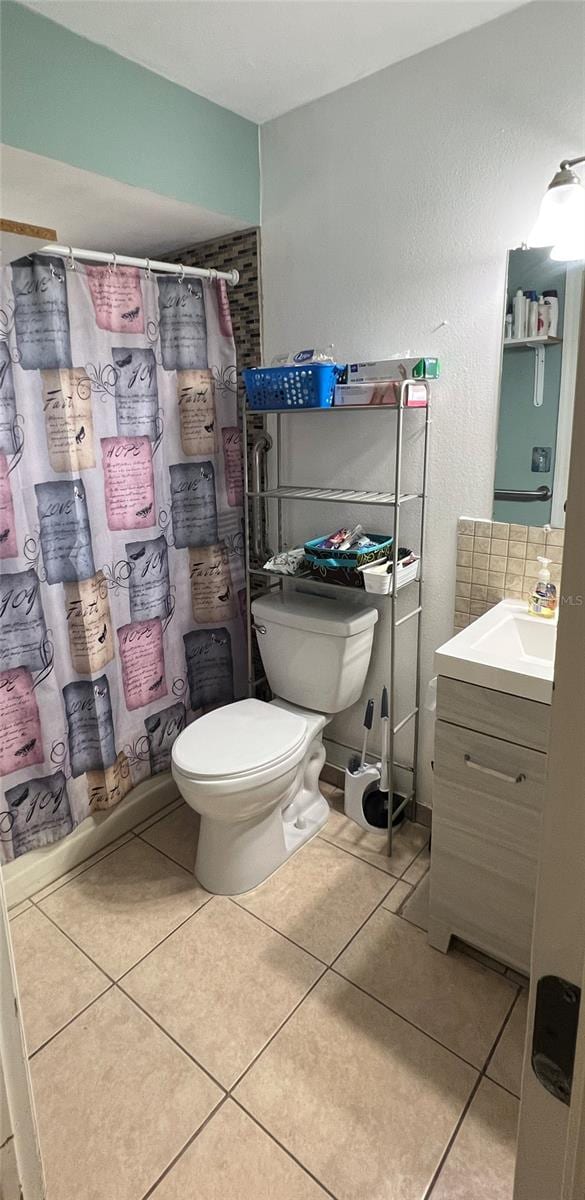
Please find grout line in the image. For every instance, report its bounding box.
[227,971,326,1095]
[328,882,397,971]
[29,833,137,904]
[423,986,522,1199]
[480,987,522,1082]
[231,1098,339,1200]
[328,967,483,1074]
[29,900,118,983]
[116,982,228,1095]
[115,894,215,984]
[227,896,330,968]
[318,823,429,881]
[423,1072,484,1200]
[134,831,197,875]
[137,1094,229,1200]
[317,830,403,880]
[28,982,116,1060]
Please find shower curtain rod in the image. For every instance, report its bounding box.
[36,244,240,286]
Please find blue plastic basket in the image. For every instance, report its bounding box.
[243,363,343,410]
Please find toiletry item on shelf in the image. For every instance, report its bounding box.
[537,295,549,337]
[505,312,513,339]
[528,297,539,338]
[334,380,428,407]
[263,547,305,575]
[342,357,440,382]
[271,346,336,366]
[317,526,364,552]
[359,553,419,595]
[529,556,557,618]
[543,290,559,337]
[513,288,527,339]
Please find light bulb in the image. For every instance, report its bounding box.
[530,169,585,262]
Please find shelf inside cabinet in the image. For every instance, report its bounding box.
[245,485,421,507]
[503,336,562,349]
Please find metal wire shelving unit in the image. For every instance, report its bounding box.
[242,379,431,855]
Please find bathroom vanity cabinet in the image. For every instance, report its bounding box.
[428,676,551,974]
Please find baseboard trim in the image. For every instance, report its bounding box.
[3,773,178,908]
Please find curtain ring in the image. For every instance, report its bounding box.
[178,263,185,285]
[145,258,152,278]
[67,246,76,271]
[49,262,63,282]
[112,253,118,272]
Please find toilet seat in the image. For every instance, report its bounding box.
[172,698,308,784]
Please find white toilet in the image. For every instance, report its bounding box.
[171,591,378,895]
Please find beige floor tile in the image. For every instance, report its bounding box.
[122,896,322,1087]
[31,833,135,902]
[381,879,412,913]
[31,988,222,1200]
[9,907,110,1055]
[139,802,200,872]
[235,972,476,1200]
[8,898,32,919]
[150,1100,328,1198]
[320,792,428,877]
[235,837,391,963]
[38,838,209,979]
[133,796,182,834]
[402,845,430,885]
[335,908,516,1068]
[432,1079,518,1200]
[487,993,528,1097]
[400,871,430,930]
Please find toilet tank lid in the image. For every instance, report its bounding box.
[252,591,378,637]
[172,699,307,780]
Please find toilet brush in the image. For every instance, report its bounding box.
[348,697,374,774]
[362,686,405,829]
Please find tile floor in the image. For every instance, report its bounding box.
[9,783,526,1200]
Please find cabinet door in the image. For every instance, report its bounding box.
[431,720,546,972]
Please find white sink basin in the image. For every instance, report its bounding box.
[435,599,556,703]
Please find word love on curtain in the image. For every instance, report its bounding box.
[0,256,245,862]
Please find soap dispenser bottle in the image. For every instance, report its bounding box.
[529,556,557,618]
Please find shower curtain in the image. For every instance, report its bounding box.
[0,256,245,863]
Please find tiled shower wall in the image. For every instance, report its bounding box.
[166,227,263,410]
[455,517,564,629]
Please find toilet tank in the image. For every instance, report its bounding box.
[251,591,378,713]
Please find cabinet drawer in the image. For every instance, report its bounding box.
[434,719,546,812]
[437,676,550,752]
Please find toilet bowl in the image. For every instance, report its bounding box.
[172,591,378,895]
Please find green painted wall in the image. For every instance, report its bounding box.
[0,2,260,225]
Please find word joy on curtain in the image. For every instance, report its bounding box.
[0,256,245,862]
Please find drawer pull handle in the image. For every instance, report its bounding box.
[464,754,526,784]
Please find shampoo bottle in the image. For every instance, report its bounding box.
[543,290,559,337]
[513,288,526,339]
[529,556,557,618]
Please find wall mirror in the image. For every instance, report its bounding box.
[493,247,583,527]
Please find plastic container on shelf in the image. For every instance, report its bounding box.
[303,532,393,569]
[243,363,344,410]
[358,556,419,595]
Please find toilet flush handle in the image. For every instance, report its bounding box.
[252,623,267,636]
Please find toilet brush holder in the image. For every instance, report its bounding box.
[344,763,383,833]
